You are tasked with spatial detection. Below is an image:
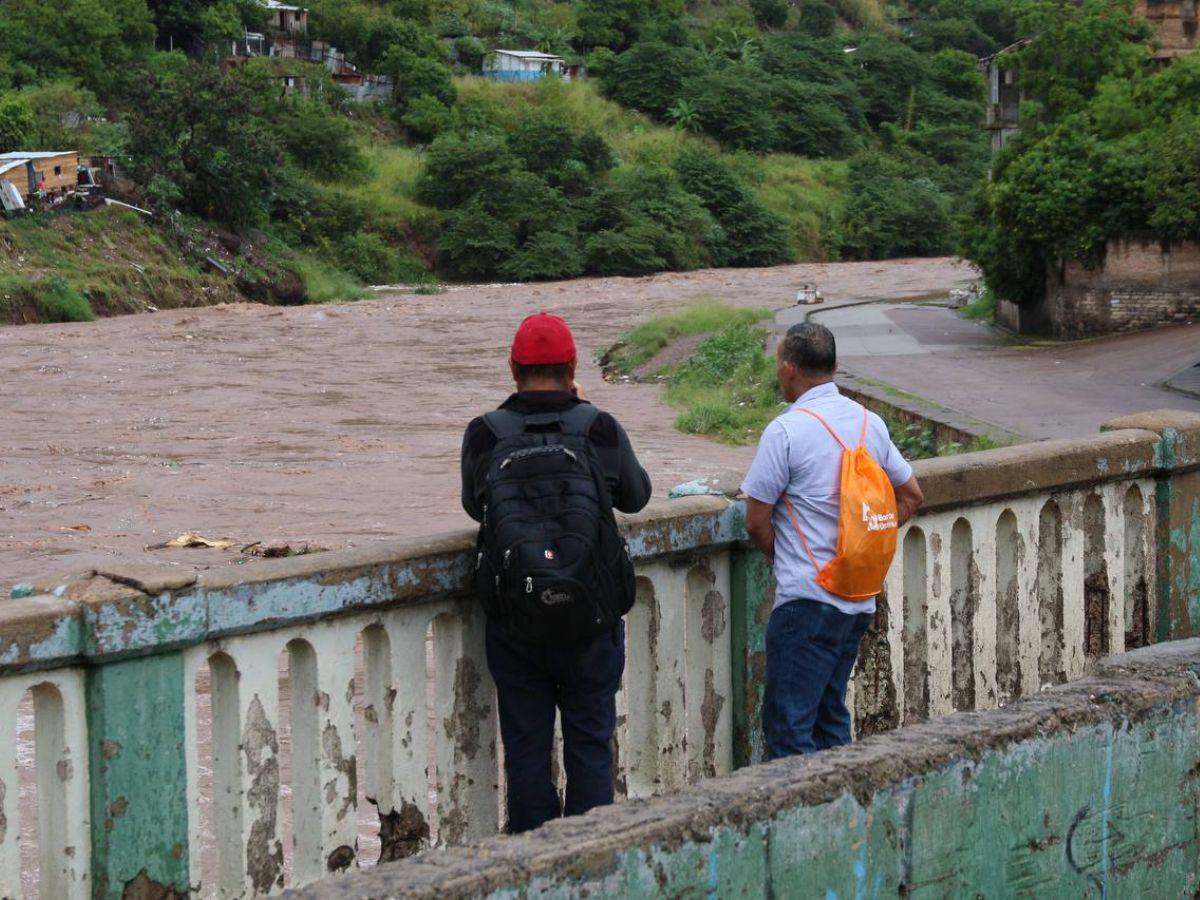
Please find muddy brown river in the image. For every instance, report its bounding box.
[1,258,971,587]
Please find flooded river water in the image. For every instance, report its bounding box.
[1,257,971,586]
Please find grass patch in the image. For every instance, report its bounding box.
[606,300,771,375]
[668,322,783,444]
[285,253,368,303]
[337,142,439,235]
[37,277,94,322]
[959,287,996,320]
[660,322,999,455]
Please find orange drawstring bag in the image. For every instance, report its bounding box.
[781,406,898,600]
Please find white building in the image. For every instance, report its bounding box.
[483,50,568,82]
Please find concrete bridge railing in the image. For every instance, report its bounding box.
[1,409,1198,898]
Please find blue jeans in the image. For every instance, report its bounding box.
[485,620,625,833]
[763,598,872,760]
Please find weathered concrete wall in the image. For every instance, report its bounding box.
[5,412,1200,897]
[1041,239,1200,339]
[287,639,1200,899]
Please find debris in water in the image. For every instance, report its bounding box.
[145,532,237,551]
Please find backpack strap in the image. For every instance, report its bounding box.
[559,402,600,436]
[793,405,870,450]
[782,494,821,572]
[482,409,528,439]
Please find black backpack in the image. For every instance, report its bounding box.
[473,405,636,645]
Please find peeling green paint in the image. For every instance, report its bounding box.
[730,548,772,769]
[480,705,1200,898]
[86,654,190,899]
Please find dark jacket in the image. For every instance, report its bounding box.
[460,390,653,522]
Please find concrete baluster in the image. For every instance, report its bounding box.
[620,576,661,798]
[431,607,497,845]
[683,552,733,782]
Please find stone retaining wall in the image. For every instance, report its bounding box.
[1040,238,1200,338]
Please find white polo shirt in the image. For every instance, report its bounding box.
[741,383,913,615]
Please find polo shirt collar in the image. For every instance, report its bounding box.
[792,382,839,407]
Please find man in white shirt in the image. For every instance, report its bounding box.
[742,322,923,759]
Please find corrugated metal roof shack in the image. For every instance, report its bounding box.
[0,151,81,199]
[482,50,567,81]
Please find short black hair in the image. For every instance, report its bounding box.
[780,322,836,374]
[514,362,571,383]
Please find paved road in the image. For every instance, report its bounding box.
[807,302,1200,439]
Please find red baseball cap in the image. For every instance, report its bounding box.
[510,313,577,365]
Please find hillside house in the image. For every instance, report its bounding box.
[262,0,307,37]
[0,151,80,200]
[1139,0,1199,58]
[483,50,567,81]
[229,0,393,101]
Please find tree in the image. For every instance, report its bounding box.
[850,35,931,128]
[438,198,518,279]
[416,132,520,210]
[797,1,837,37]
[501,231,585,281]
[675,149,792,266]
[576,0,684,51]
[770,80,859,157]
[679,68,779,151]
[929,49,985,102]
[0,0,155,95]
[126,58,285,229]
[401,95,453,143]
[838,151,955,260]
[751,0,790,29]
[385,49,456,115]
[1010,0,1151,122]
[599,42,708,118]
[0,94,34,153]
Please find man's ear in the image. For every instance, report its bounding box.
[566,358,577,382]
[510,358,521,385]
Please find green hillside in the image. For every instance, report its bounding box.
[0,0,1020,315]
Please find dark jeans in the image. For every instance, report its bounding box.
[485,619,625,834]
[763,598,872,760]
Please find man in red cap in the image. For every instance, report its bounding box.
[461,312,651,834]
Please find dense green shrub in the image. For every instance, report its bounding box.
[500,230,585,281]
[583,227,667,276]
[798,1,837,37]
[437,198,518,280]
[333,232,427,284]
[598,42,707,117]
[751,0,789,29]
[838,151,953,259]
[679,68,778,151]
[0,93,33,152]
[416,132,519,209]
[675,150,792,266]
[770,81,859,158]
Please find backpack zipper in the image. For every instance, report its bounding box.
[503,549,511,568]
[525,577,533,594]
